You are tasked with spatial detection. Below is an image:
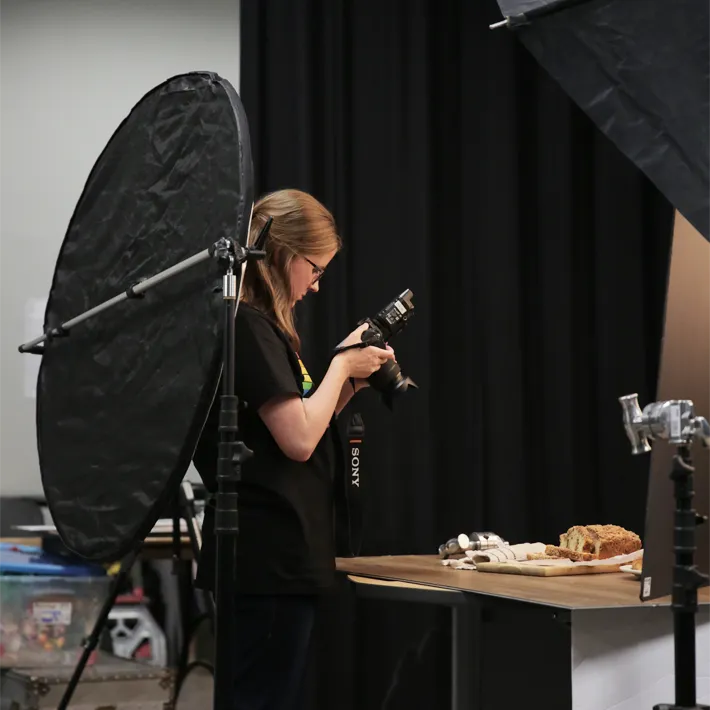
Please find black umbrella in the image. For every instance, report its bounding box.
[490,0,709,241]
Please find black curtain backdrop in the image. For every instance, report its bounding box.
[241,1,674,707]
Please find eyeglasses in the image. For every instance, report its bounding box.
[302,255,325,284]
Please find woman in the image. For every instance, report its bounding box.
[192,189,395,710]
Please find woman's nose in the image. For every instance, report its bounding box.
[309,280,320,293]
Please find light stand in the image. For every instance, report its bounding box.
[19,227,269,710]
[210,217,270,710]
[660,446,709,710]
[619,395,710,710]
[212,241,250,710]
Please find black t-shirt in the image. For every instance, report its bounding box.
[192,303,337,595]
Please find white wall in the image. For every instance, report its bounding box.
[0,0,241,498]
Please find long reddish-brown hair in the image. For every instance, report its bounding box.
[241,189,341,351]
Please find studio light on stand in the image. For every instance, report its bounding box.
[619,394,710,710]
[17,72,262,710]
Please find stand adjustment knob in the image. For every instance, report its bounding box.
[232,441,254,466]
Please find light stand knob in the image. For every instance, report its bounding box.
[619,393,652,454]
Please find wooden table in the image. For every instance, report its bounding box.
[336,555,710,710]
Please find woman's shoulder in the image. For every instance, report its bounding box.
[236,303,289,345]
[233,302,301,383]
[238,302,277,327]
[237,301,271,323]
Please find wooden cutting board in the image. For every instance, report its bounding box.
[476,560,624,577]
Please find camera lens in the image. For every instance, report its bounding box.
[368,360,417,409]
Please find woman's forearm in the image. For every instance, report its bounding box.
[301,357,350,444]
[335,379,355,415]
[259,356,349,461]
[259,343,387,461]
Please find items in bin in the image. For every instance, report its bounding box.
[0,544,110,667]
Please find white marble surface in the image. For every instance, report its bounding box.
[572,604,710,710]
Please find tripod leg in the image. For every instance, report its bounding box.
[178,481,215,622]
[173,482,216,703]
[57,546,141,710]
[172,494,182,573]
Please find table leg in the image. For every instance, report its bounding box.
[344,576,474,708]
[452,597,480,710]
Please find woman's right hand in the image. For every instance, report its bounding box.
[334,323,395,380]
[336,345,395,380]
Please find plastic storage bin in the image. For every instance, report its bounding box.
[0,544,111,668]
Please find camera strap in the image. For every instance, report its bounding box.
[333,412,365,557]
[332,342,368,354]
[332,329,381,357]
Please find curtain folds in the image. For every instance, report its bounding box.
[241,2,674,706]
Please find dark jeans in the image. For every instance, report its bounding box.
[229,593,317,710]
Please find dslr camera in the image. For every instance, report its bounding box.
[357,289,417,408]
